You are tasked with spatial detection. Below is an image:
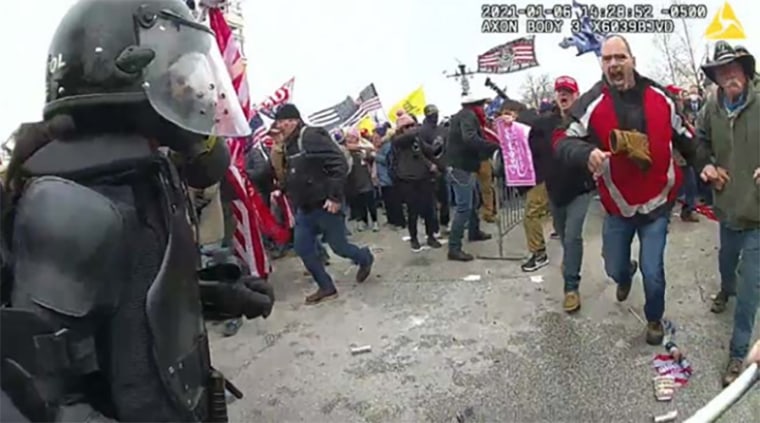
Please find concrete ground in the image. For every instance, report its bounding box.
[210,201,759,422]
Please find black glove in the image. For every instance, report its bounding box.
[200,277,275,319]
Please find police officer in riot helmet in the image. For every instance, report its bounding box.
[0,0,274,422]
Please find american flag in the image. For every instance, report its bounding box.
[477,36,539,74]
[249,109,275,148]
[342,84,383,129]
[208,8,289,279]
[307,96,360,130]
[249,110,267,141]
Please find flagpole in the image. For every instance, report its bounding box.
[444,63,476,96]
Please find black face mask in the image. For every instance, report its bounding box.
[426,113,439,125]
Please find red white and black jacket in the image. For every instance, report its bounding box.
[555,74,697,219]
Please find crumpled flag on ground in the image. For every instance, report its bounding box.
[652,319,692,386]
[652,354,693,386]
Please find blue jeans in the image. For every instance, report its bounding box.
[698,179,713,206]
[294,208,372,292]
[718,222,760,358]
[679,166,697,213]
[602,214,669,321]
[447,168,481,252]
[550,193,591,292]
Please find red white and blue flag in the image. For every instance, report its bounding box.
[249,109,271,147]
[208,8,290,278]
[258,77,295,120]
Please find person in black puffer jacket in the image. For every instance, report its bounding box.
[391,111,442,251]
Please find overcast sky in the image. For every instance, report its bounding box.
[2,0,758,139]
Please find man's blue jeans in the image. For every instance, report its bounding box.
[549,193,591,292]
[717,222,760,359]
[294,207,372,292]
[447,168,481,252]
[679,166,697,213]
[602,214,669,322]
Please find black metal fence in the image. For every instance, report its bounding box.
[478,169,526,260]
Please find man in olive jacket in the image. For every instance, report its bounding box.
[695,41,760,386]
[446,92,500,261]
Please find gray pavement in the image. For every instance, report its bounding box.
[210,202,759,422]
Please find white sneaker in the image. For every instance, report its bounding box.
[372,222,380,232]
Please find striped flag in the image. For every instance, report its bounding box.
[307,96,360,130]
[477,36,539,74]
[343,84,383,129]
[208,8,290,279]
[249,110,267,142]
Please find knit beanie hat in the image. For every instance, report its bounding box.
[274,103,301,120]
[346,127,360,139]
[396,113,415,127]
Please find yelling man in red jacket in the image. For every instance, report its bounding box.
[555,35,700,345]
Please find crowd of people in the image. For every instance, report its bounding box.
[229,35,760,389]
[2,0,758,420]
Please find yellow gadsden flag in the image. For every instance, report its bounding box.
[388,86,426,123]
[704,2,745,40]
[356,115,376,133]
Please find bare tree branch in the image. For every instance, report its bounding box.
[648,0,704,87]
[520,73,553,109]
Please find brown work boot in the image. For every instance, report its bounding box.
[563,291,581,313]
[645,321,664,346]
[711,291,731,314]
[681,211,700,222]
[721,358,744,387]
[305,289,338,305]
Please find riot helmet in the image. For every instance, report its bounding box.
[44,0,250,138]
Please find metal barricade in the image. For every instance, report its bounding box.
[478,171,525,260]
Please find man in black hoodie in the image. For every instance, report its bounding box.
[392,112,443,251]
[275,104,374,304]
[542,76,595,313]
[419,104,450,234]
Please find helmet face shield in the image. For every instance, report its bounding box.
[139,13,250,138]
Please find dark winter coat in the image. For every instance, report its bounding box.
[346,150,374,196]
[446,108,499,172]
[391,127,439,181]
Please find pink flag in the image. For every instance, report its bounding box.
[208,8,290,279]
[495,119,536,186]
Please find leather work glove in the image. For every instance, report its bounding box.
[609,129,652,172]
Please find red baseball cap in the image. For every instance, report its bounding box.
[665,85,682,96]
[554,76,579,93]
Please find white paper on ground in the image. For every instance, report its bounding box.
[463,274,481,281]
[530,275,544,283]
